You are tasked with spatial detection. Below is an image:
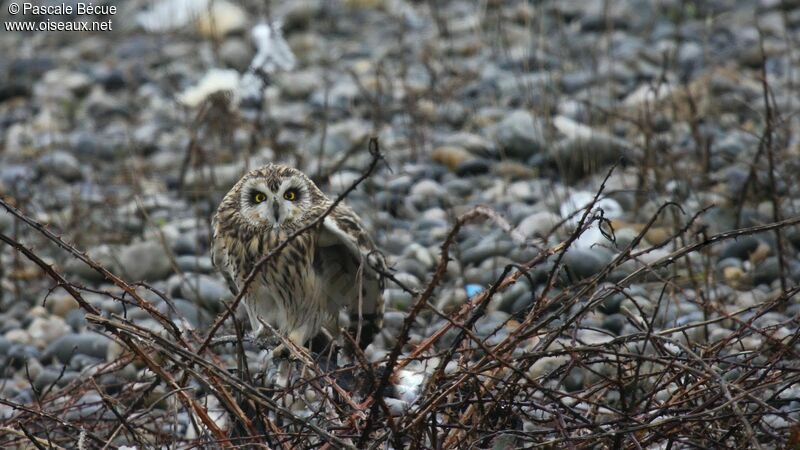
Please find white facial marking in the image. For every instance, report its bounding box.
[240,175,307,228]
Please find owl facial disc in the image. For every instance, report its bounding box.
[238,175,307,229]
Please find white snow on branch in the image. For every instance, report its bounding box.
[250,22,296,74]
[178,69,240,108]
[175,21,297,107]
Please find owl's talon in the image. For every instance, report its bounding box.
[272,343,289,359]
[250,334,277,350]
[272,344,301,362]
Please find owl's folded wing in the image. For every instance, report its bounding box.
[211,218,239,296]
[315,203,386,346]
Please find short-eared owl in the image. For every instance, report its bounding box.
[211,164,385,353]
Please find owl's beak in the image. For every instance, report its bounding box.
[272,201,281,223]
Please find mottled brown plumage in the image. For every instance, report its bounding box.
[211,164,385,353]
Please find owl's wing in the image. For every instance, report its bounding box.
[211,216,239,296]
[315,203,385,348]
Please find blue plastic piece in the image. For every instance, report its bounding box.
[465,284,483,298]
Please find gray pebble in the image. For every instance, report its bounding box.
[492,110,546,160]
[719,237,763,261]
[34,369,80,392]
[563,367,585,392]
[119,240,173,282]
[171,274,232,313]
[219,38,253,72]
[63,244,119,283]
[562,248,612,282]
[602,314,626,335]
[45,333,110,364]
[37,150,83,182]
[514,211,562,239]
[460,241,514,266]
[175,255,215,273]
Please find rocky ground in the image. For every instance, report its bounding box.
[2,0,800,448]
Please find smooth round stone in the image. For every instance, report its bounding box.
[752,312,789,329]
[34,369,80,392]
[514,211,562,239]
[716,257,743,270]
[306,119,368,154]
[385,289,413,311]
[0,208,13,234]
[473,311,509,337]
[528,355,570,378]
[119,240,173,282]
[455,158,491,177]
[613,227,639,249]
[510,246,539,263]
[0,165,36,189]
[0,337,10,356]
[382,311,405,330]
[460,241,514,265]
[63,244,119,283]
[175,255,215,273]
[70,354,103,371]
[0,318,23,335]
[276,70,319,100]
[491,110,546,159]
[560,192,623,226]
[431,145,474,171]
[719,237,762,261]
[46,294,80,318]
[752,257,785,286]
[561,70,595,94]
[385,175,413,193]
[393,259,428,281]
[171,234,201,256]
[550,133,632,182]
[219,37,252,72]
[403,243,435,269]
[736,289,770,308]
[45,333,110,364]
[5,329,31,345]
[392,272,422,291]
[63,392,106,421]
[414,218,449,237]
[65,309,87,332]
[504,291,536,315]
[785,303,800,319]
[7,344,41,370]
[27,316,70,347]
[674,311,706,328]
[167,298,212,329]
[601,314,626,335]
[442,132,495,157]
[382,233,412,255]
[496,281,532,314]
[435,288,468,313]
[561,248,612,282]
[563,367,585,392]
[170,274,231,313]
[421,207,448,223]
[443,178,477,197]
[410,179,446,198]
[36,150,82,182]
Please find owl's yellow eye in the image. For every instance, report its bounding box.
[284,190,297,201]
[253,192,266,203]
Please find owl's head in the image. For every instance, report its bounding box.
[236,164,322,230]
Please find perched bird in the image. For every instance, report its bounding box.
[211,164,385,355]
